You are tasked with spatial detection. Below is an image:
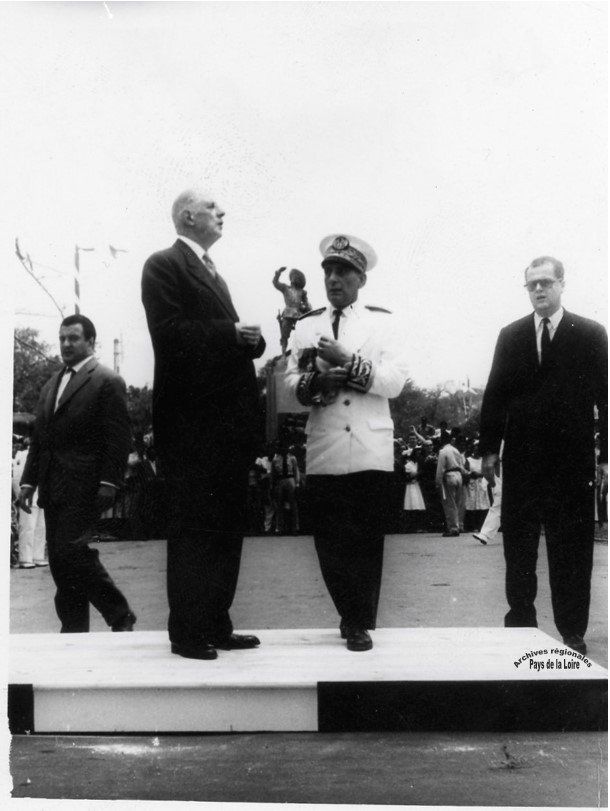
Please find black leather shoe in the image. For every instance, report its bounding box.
[111,611,137,632]
[344,627,373,652]
[212,633,260,650]
[171,641,218,660]
[562,635,587,656]
[442,531,460,537]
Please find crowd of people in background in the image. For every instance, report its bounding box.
[11,413,608,567]
[11,412,608,567]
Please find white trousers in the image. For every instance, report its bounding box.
[476,477,502,542]
[18,504,47,564]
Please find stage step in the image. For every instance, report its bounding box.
[9,628,607,733]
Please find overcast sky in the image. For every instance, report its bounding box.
[4,0,607,392]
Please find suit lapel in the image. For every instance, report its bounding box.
[548,309,574,357]
[44,370,64,422]
[523,313,538,368]
[175,240,239,321]
[207,270,239,320]
[55,360,96,415]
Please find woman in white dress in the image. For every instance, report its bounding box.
[402,447,426,532]
[463,440,490,532]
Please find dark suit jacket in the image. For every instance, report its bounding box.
[480,310,607,498]
[141,239,266,481]
[21,359,131,509]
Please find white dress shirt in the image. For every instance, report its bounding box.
[54,355,94,411]
[177,235,217,277]
[534,307,563,362]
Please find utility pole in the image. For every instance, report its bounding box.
[74,245,95,314]
[113,338,121,374]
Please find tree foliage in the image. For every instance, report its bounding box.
[390,380,482,437]
[126,385,153,436]
[13,327,62,414]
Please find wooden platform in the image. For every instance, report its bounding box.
[8,628,607,733]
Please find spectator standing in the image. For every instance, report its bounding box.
[473,470,502,545]
[10,439,20,569]
[402,446,426,532]
[462,440,490,532]
[12,441,48,568]
[271,444,301,534]
[436,430,467,537]
[595,435,607,530]
[255,448,275,534]
[419,440,442,532]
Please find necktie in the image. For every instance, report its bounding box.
[202,252,216,277]
[203,253,233,302]
[332,308,343,340]
[55,367,75,411]
[540,317,551,365]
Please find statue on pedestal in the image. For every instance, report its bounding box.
[273,267,312,354]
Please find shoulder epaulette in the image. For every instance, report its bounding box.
[298,307,326,320]
[365,305,392,314]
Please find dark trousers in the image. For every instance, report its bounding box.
[307,471,392,629]
[273,477,299,533]
[597,486,608,524]
[44,500,131,633]
[502,482,595,638]
[165,462,249,645]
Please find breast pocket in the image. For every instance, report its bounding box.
[367,418,394,431]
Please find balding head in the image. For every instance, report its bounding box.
[171,189,225,249]
[172,190,198,229]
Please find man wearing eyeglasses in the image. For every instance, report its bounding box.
[480,256,607,656]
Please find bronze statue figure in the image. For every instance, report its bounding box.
[273,267,312,353]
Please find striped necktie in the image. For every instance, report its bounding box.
[202,252,216,277]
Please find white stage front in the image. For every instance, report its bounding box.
[9,627,607,733]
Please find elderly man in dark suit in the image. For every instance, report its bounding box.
[142,189,266,660]
[480,256,607,656]
[20,314,136,633]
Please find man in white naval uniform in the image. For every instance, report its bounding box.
[285,234,408,651]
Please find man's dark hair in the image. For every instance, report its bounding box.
[440,431,453,447]
[61,314,97,342]
[524,256,565,282]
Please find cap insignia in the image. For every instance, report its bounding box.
[332,236,349,251]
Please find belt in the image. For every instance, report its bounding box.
[444,468,462,474]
